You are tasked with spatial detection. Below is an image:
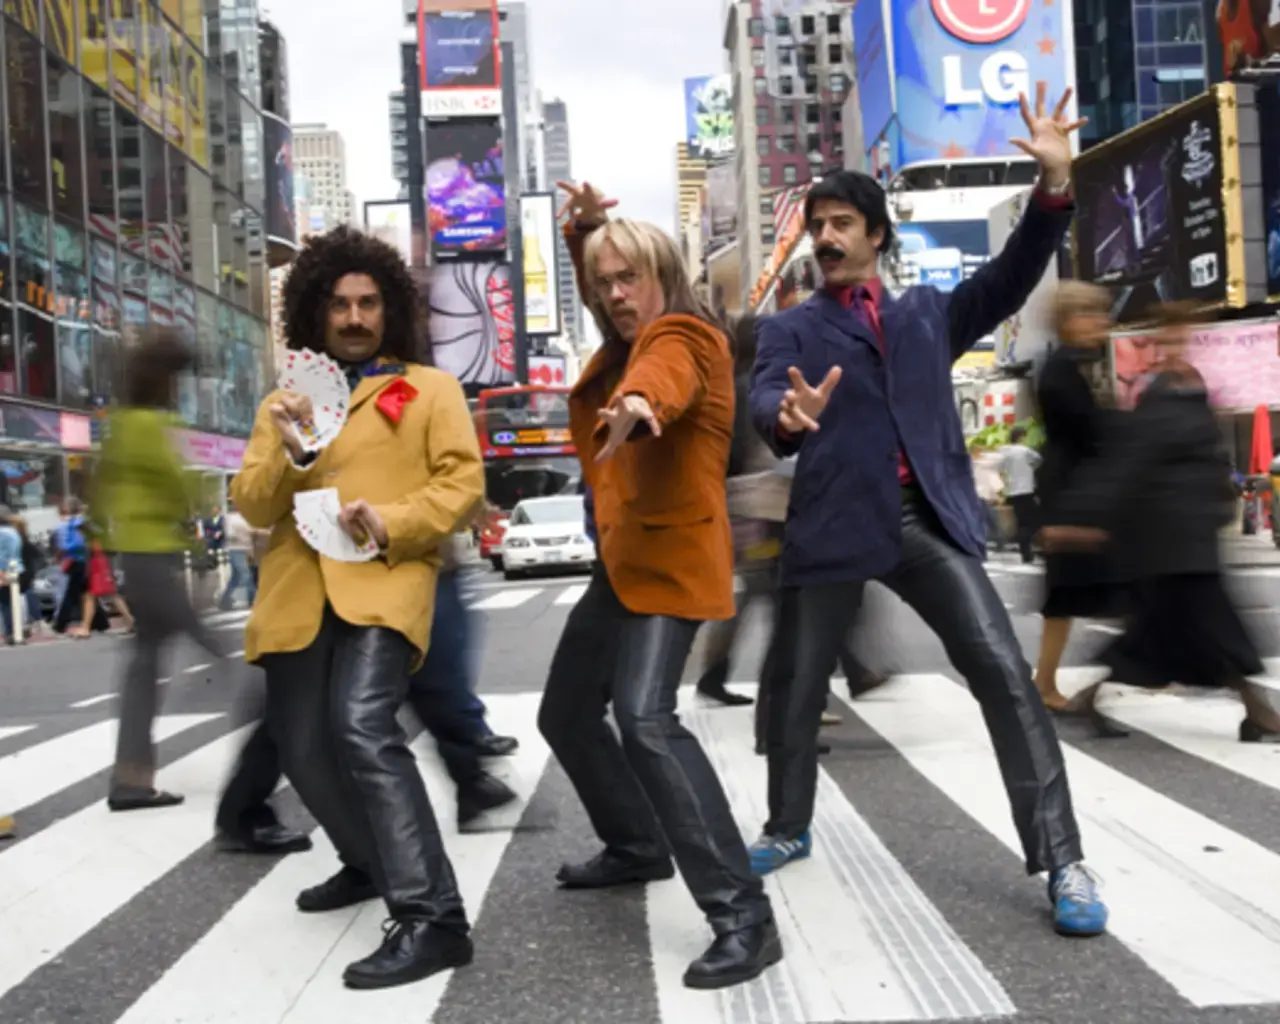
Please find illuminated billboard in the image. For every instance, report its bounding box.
[417,0,501,118]
[425,117,506,261]
[683,74,733,160]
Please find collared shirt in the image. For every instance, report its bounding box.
[999,443,1042,496]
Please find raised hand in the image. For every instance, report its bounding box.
[596,393,659,462]
[778,365,841,434]
[268,393,314,460]
[1009,82,1086,188]
[556,180,619,228]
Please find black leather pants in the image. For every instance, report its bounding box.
[263,608,467,930]
[537,566,772,934]
[766,499,1084,875]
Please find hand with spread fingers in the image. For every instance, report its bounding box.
[556,180,619,229]
[596,393,660,463]
[1009,82,1087,190]
[778,365,842,434]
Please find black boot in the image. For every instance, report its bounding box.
[216,823,313,855]
[683,919,783,990]
[696,660,754,707]
[473,733,519,757]
[296,865,379,913]
[556,848,674,889]
[457,772,518,827]
[342,919,473,990]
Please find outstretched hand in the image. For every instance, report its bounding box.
[556,180,618,228]
[596,393,659,462]
[778,365,841,434]
[1009,82,1086,187]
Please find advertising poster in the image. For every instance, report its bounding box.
[897,220,989,293]
[1074,90,1227,323]
[109,0,139,112]
[1259,84,1280,299]
[180,0,200,47]
[1217,1,1280,76]
[853,0,893,151]
[705,161,737,244]
[987,187,1056,364]
[163,19,187,149]
[683,74,733,160]
[365,202,412,268]
[138,1,165,134]
[427,261,516,386]
[80,0,110,89]
[264,112,296,248]
[183,38,208,168]
[43,0,77,65]
[417,0,501,117]
[519,193,560,336]
[425,118,506,260]
[890,0,1076,166]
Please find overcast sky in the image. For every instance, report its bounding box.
[264,0,727,236]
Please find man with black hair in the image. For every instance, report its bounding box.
[749,84,1108,939]
[233,226,484,989]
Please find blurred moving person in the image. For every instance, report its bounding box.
[1033,283,1125,711]
[1046,302,1280,742]
[0,505,22,643]
[91,330,230,811]
[218,504,258,611]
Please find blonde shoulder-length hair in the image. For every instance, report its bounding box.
[581,219,722,352]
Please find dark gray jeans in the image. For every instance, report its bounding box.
[113,552,227,790]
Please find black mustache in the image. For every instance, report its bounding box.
[338,325,374,338]
[815,246,846,262]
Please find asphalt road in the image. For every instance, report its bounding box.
[3,554,1280,1024]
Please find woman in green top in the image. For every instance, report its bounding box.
[92,330,229,812]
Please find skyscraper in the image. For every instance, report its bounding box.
[292,124,356,229]
[541,98,584,348]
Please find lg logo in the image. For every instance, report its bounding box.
[933,0,1033,108]
[932,0,1029,44]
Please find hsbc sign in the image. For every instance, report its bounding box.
[420,89,501,117]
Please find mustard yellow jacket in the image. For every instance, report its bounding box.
[231,363,483,667]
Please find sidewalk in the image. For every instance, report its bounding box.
[1221,534,1280,569]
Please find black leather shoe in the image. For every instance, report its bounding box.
[556,849,674,889]
[473,733,519,757]
[296,866,379,913]
[683,919,783,990]
[342,919,473,990]
[755,742,831,756]
[216,824,313,855]
[457,773,518,827]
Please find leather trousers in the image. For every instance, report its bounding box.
[263,607,467,930]
[537,566,772,934]
[765,498,1084,875]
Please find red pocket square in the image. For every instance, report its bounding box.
[376,378,419,424]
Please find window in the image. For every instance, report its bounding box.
[759,196,773,215]
[46,58,85,227]
[800,15,815,35]
[116,108,144,260]
[778,46,794,67]
[777,134,796,154]
[783,164,798,185]
[761,228,775,246]
[747,16,764,37]
[758,164,773,188]
[196,290,219,428]
[54,221,91,408]
[168,147,191,276]
[828,42,843,64]
[207,70,233,192]
[807,133,822,153]
[804,76,817,95]
[755,104,770,126]
[830,73,847,94]
[777,75,792,96]
[13,202,55,401]
[213,186,235,300]
[90,235,120,404]
[241,100,264,213]
[806,104,821,125]
[84,85,116,239]
[781,105,795,125]
[756,134,771,157]
[751,47,765,68]
[827,13,842,34]
[7,27,47,209]
[775,15,790,34]
[754,76,767,96]
[143,128,170,269]
[187,166,215,290]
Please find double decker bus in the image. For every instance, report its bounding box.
[474,384,581,570]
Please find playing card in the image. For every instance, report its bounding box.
[276,351,350,453]
[292,489,379,563]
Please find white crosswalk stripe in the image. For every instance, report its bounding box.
[3,677,1280,1021]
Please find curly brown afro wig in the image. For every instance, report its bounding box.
[282,226,423,363]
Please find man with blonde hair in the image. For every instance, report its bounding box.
[536,181,780,990]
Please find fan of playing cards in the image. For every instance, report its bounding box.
[277,350,349,453]
[293,488,380,562]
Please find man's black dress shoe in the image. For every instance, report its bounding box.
[216,824,313,855]
[473,733,519,757]
[556,849,674,889]
[296,865,379,913]
[342,920,473,990]
[683,919,783,990]
[458,772,517,827]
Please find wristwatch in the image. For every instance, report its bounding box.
[1041,177,1071,196]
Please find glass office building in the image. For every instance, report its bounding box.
[0,0,274,524]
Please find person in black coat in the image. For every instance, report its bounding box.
[1045,303,1280,741]
[1033,282,1123,710]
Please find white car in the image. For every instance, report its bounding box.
[499,495,595,579]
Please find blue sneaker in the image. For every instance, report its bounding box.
[1049,862,1108,936]
[749,831,812,875]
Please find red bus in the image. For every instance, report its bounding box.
[474,384,581,569]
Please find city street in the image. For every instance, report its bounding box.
[3,557,1280,1023]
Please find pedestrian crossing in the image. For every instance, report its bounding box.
[2,673,1280,1022]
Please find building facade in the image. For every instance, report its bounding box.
[0,0,278,526]
[675,141,707,237]
[389,88,408,197]
[292,123,354,229]
[724,0,852,306]
[540,97,584,349]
